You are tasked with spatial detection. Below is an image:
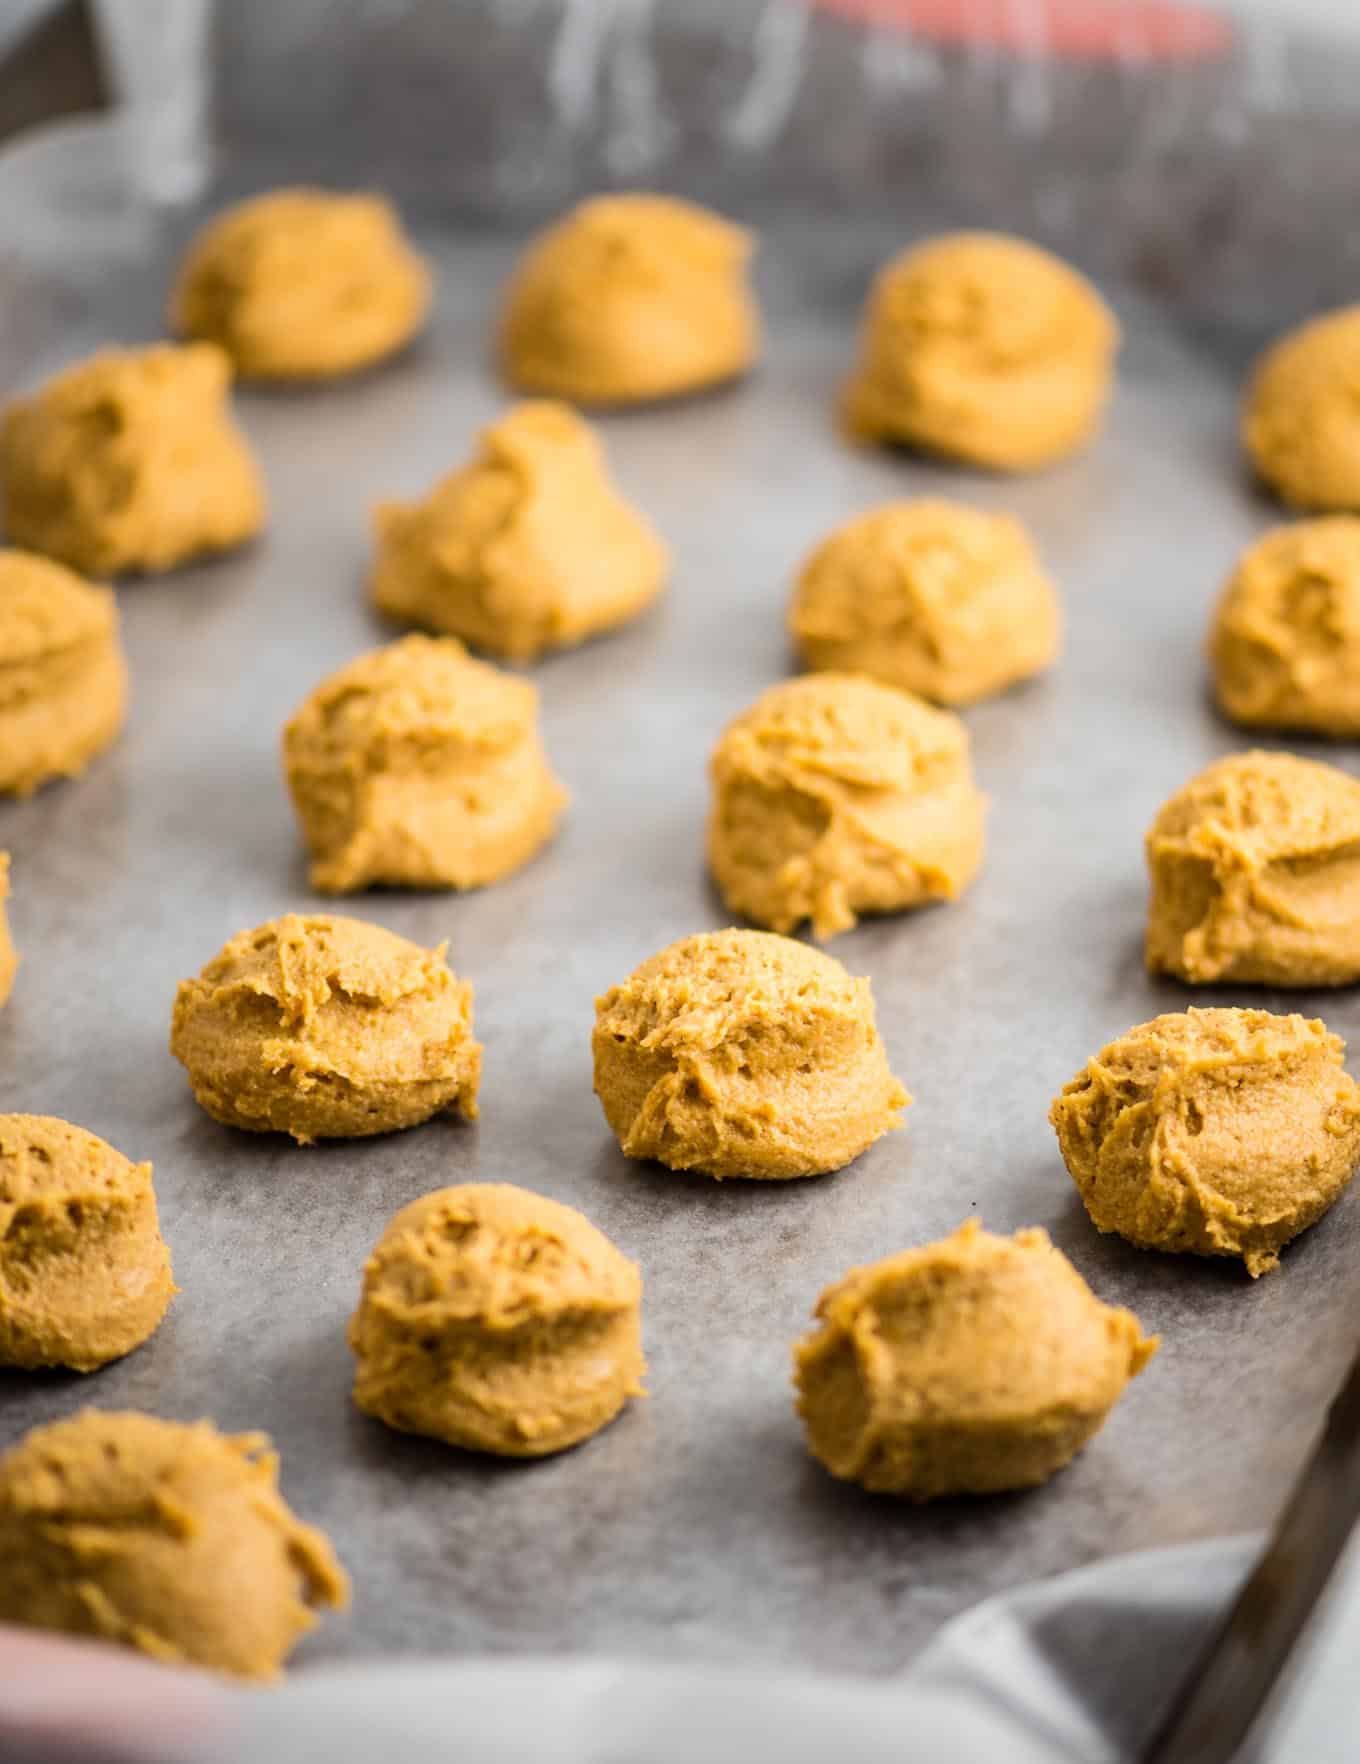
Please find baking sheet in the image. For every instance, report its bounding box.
[1,201,1357,1678]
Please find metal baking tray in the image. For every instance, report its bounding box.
[1,164,1357,1678]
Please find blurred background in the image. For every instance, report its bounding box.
[1,0,1358,343]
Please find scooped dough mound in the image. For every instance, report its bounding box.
[1243,306,1360,510]
[593,929,909,1180]
[349,1183,645,1457]
[0,1115,174,1371]
[0,344,265,576]
[284,634,567,894]
[371,401,668,661]
[497,193,760,404]
[1050,1007,1360,1277]
[0,855,13,1006]
[843,232,1118,471]
[1145,750,1360,987]
[789,500,1061,705]
[0,548,127,796]
[707,674,985,940]
[170,187,432,381]
[1210,517,1360,736]
[0,1410,348,1678]
[794,1219,1155,1498]
[170,913,481,1143]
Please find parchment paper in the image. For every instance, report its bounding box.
[1,199,1356,1680]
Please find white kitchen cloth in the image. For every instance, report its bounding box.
[198,1533,1357,1764]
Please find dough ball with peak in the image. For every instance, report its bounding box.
[371,401,668,661]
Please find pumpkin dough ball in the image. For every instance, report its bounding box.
[0,1115,174,1371]
[707,674,985,940]
[0,1410,348,1678]
[284,634,566,895]
[371,401,668,662]
[790,500,1061,706]
[795,1219,1155,1499]
[170,913,480,1143]
[1243,306,1360,510]
[1146,750,1360,987]
[1052,1007,1360,1277]
[170,187,431,381]
[593,929,908,1181]
[498,193,760,405]
[349,1184,645,1457]
[0,854,13,1006]
[1,344,265,576]
[844,232,1118,471]
[1210,518,1360,736]
[0,549,127,796]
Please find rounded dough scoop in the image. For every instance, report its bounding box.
[0,345,264,576]
[593,929,909,1180]
[0,1410,348,1679]
[843,232,1118,471]
[349,1183,645,1457]
[497,193,760,405]
[1051,1006,1360,1276]
[171,187,431,380]
[795,1219,1155,1498]
[283,634,567,894]
[170,913,481,1143]
[707,673,985,939]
